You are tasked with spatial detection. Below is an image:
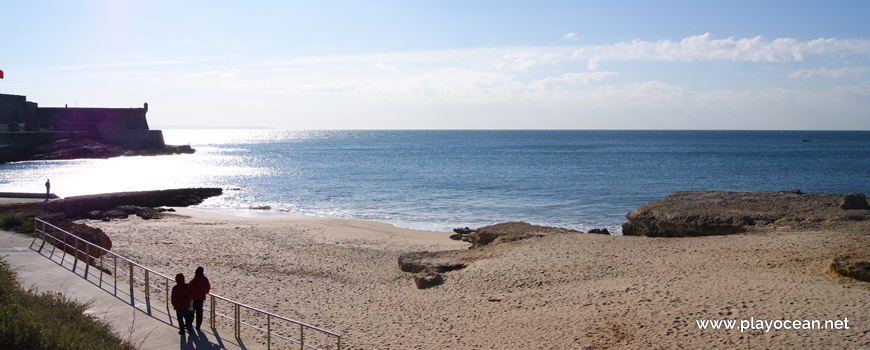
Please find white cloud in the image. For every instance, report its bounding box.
[266,34,870,79]
[563,32,577,40]
[788,67,870,79]
[190,34,870,105]
[572,33,870,65]
[530,72,619,90]
[188,69,240,79]
[373,62,399,72]
[35,58,215,71]
[587,57,601,70]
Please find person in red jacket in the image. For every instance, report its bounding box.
[189,266,211,330]
[171,273,193,334]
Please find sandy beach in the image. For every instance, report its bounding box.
[82,208,870,349]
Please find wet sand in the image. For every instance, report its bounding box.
[84,208,870,349]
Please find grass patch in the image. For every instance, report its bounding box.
[0,257,137,350]
[0,214,34,234]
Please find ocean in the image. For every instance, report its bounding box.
[1,130,868,233]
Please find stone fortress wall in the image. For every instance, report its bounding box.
[0,93,165,149]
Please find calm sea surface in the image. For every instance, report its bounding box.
[1,130,868,233]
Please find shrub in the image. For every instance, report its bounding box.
[0,214,34,233]
[0,215,22,230]
[0,258,137,350]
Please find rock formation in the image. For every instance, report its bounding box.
[401,222,582,288]
[840,192,868,210]
[44,188,222,218]
[452,222,580,248]
[414,273,444,289]
[829,252,870,282]
[1,188,223,261]
[622,191,870,237]
[398,251,468,273]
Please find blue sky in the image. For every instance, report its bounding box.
[2,1,869,129]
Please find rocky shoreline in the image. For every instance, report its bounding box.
[622,191,868,237]
[0,188,222,258]
[396,191,870,289]
[0,136,194,164]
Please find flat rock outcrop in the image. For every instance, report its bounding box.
[400,222,583,288]
[459,222,580,248]
[44,188,222,218]
[622,191,870,237]
[398,251,468,273]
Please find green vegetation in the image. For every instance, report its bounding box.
[0,258,136,350]
[0,214,34,233]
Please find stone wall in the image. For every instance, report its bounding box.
[0,94,38,132]
[0,93,164,150]
[0,94,27,124]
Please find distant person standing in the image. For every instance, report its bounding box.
[189,266,211,330]
[171,273,194,334]
[44,179,50,202]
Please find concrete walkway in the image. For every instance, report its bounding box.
[0,230,260,350]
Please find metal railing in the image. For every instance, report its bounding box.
[32,218,342,350]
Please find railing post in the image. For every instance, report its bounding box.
[300,323,304,350]
[266,314,271,350]
[60,231,67,265]
[84,243,90,279]
[210,295,215,329]
[72,239,78,272]
[113,255,118,295]
[129,262,135,299]
[338,335,341,350]
[144,270,150,300]
[165,279,169,310]
[234,304,240,339]
[99,252,104,287]
[49,223,57,258]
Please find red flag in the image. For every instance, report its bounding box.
[0,70,4,79]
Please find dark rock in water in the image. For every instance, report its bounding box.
[588,228,610,235]
[829,253,870,282]
[398,251,466,273]
[622,191,870,237]
[790,189,802,194]
[414,273,444,289]
[31,137,126,160]
[840,193,868,210]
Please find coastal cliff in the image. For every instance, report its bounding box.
[622,191,869,237]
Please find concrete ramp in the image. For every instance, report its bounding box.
[0,230,258,350]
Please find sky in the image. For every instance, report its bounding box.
[1,0,869,130]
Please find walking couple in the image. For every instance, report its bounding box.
[171,266,211,335]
